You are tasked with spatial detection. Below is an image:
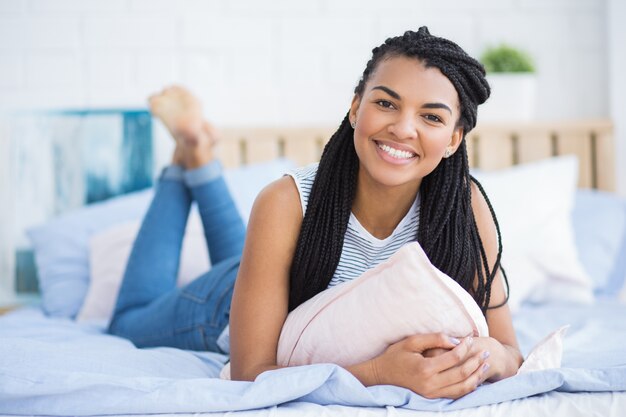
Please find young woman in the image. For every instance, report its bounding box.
[109,27,523,400]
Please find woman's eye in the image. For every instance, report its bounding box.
[376,100,395,109]
[425,114,442,123]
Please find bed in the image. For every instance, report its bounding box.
[1,117,625,416]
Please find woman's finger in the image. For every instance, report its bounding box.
[428,356,489,400]
[403,332,462,353]
[427,336,474,373]
[423,347,448,358]
[434,349,489,388]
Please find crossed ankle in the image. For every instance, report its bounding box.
[184,160,223,187]
[178,123,217,169]
[160,161,222,187]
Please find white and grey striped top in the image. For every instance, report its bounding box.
[287,163,421,288]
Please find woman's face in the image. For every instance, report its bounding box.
[350,55,463,191]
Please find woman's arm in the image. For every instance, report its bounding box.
[228,176,301,381]
[469,181,524,381]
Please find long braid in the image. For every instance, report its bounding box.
[289,27,506,314]
[288,115,358,310]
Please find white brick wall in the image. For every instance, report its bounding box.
[0,0,24,13]
[0,17,81,48]
[0,54,22,88]
[0,0,614,128]
[0,0,623,301]
[84,17,178,48]
[28,0,129,13]
[25,52,82,88]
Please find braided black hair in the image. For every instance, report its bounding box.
[288,26,506,314]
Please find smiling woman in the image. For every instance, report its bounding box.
[350,57,463,189]
[106,26,522,400]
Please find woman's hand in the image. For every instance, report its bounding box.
[364,333,491,399]
[424,336,523,383]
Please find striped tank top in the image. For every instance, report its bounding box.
[287,163,421,288]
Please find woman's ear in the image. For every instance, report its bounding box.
[443,126,464,158]
[349,95,361,125]
[448,126,464,154]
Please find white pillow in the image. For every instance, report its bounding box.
[472,155,593,310]
[499,247,545,312]
[77,211,209,323]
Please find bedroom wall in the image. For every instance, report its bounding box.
[0,0,622,299]
[0,0,610,125]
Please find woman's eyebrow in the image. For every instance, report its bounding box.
[422,103,452,114]
[372,85,401,100]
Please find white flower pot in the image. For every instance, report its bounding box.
[479,73,537,122]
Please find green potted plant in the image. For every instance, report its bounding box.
[479,44,537,122]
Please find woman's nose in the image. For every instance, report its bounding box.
[388,113,418,140]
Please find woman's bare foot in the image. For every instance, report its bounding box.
[149,85,219,169]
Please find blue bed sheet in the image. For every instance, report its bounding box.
[1,302,625,415]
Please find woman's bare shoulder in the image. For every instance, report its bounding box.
[241,174,304,272]
[251,175,303,221]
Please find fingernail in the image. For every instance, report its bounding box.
[449,337,461,345]
[482,363,490,373]
[482,351,490,360]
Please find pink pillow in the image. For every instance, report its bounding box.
[77,212,209,323]
[221,242,487,379]
[276,242,488,368]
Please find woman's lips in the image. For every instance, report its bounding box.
[374,140,418,165]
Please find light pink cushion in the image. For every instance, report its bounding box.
[276,242,488,368]
[77,212,209,323]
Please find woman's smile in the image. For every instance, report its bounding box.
[373,139,418,165]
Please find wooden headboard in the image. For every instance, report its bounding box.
[217,119,615,192]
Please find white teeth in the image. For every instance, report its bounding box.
[377,142,416,159]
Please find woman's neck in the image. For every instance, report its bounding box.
[351,171,421,240]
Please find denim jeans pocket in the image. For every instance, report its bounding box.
[178,255,239,329]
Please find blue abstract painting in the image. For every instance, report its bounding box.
[7,110,155,295]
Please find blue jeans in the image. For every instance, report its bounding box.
[108,162,245,354]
